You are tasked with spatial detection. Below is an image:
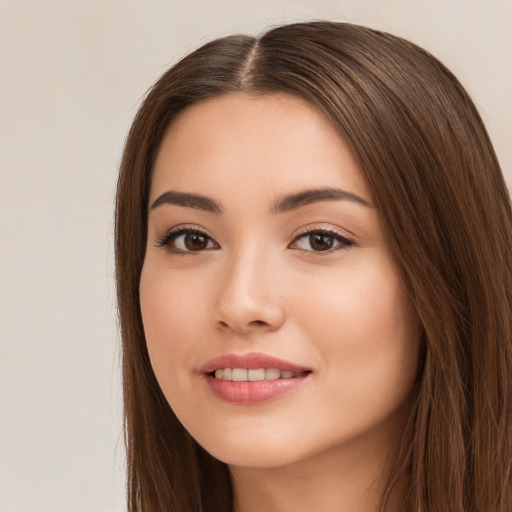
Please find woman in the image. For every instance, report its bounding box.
[115,21,512,512]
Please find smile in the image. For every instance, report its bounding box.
[201,352,312,404]
[212,368,307,381]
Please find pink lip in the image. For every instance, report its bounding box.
[201,352,312,405]
[200,352,311,374]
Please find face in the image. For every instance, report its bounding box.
[140,93,420,469]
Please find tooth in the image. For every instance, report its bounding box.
[248,368,265,381]
[265,368,281,380]
[222,368,232,381]
[215,369,224,379]
[280,371,295,379]
[232,368,248,382]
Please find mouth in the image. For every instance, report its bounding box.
[201,352,312,404]
[209,368,310,381]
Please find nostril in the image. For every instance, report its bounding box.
[249,320,268,327]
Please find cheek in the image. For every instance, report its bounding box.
[291,257,420,413]
[139,264,210,389]
[293,256,416,341]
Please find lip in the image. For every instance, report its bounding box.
[201,352,312,405]
[201,352,311,374]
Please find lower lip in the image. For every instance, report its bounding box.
[204,374,310,405]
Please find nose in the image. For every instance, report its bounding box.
[213,247,286,335]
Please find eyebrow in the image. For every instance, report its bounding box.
[150,190,223,214]
[271,187,372,213]
[150,187,372,214]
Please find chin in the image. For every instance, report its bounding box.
[209,444,301,469]
[192,427,307,469]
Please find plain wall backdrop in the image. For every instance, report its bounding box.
[0,1,510,511]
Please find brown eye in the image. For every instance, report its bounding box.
[158,229,218,254]
[184,232,209,251]
[291,230,354,253]
[309,233,334,251]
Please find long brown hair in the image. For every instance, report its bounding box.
[115,21,512,511]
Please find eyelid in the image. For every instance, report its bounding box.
[154,223,355,255]
[155,224,219,254]
[289,225,355,254]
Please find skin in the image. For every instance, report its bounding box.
[140,93,421,512]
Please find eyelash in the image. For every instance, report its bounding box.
[291,227,355,254]
[155,226,217,256]
[155,226,354,256]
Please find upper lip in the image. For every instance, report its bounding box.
[200,352,312,374]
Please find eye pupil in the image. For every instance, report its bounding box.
[184,232,208,251]
[310,233,334,251]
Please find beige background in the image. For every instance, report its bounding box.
[0,1,510,511]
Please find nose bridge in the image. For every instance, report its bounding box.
[213,238,284,333]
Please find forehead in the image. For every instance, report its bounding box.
[151,92,369,202]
